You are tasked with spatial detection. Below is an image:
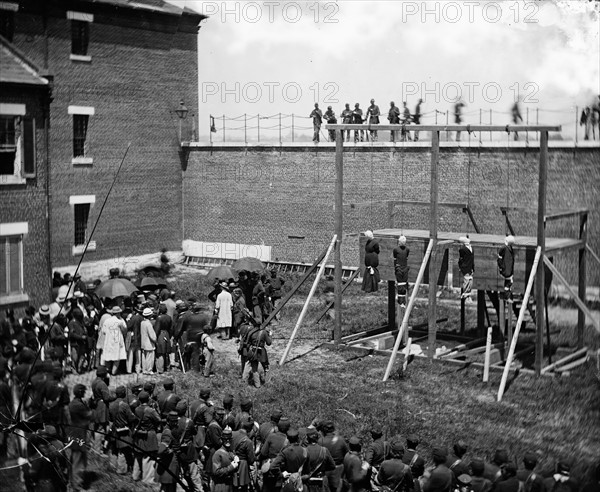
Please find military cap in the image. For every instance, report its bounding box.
[240,396,252,410]
[370,424,383,438]
[223,394,234,406]
[390,439,405,455]
[494,449,509,465]
[73,383,86,395]
[470,458,485,475]
[168,410,179,419]
[407,434,419,447]
[432,446,448,460]
[242,417,255,431]
[277,417,291,433]
[215,407,227,416]
[222,426,233,439]
[138,391,150,402]
[306,427,318,438]
[503,463,517,476]
[271,409,283,421]
[199,387,211,399]
[349,436,361,446]
[523,452,538,467]
[143,382,155,392]
[557,460,571,474]
[453,440,468,456]
[163,377,174,387]
[287,428,299,439]
[321,421,335,433]
[96,366,108,377]
[116,386,126,398]
[176,400,188,415]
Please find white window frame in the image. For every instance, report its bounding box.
[0,103,26,185]
[0,222,29,305]
[69,106,94,165]
[68,11,93,62]
[70,195,96,255]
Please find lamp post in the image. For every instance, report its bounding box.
[175,99,188,141]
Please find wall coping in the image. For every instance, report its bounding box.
[184,140,600,151]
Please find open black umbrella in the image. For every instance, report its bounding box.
[207,265,237,284]
[95,278,138,299]
[140,277,159,291]
[232,257,265,273]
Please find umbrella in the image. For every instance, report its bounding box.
[95,278,138,299]
[140,277,159,290]
[232,257,265,273]
[206,265,237,284]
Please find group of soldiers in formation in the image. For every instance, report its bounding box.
[309,99,424,144]
[0,369,594,492]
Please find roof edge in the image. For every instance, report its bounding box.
[0,34,50,86]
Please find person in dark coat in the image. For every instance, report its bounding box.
[320,421,349,492]
[132,390,161,484]
[423,446,452,492]
[458,237,475,304]
[310,103,323,143]
[497,236,515,301]
[154,304,172,374]
[365,424,389,471]
[543,460,578,492]
[340,436,371,492]
[232,416,256,492]
[353,103,365,142]
[156,416,180,492]
[516,452,546,492]
[24,428,69,492]
[366,99,380,141]
[393,236,410,306]
[68,308,87,373]
[375,438,414,492]
[362,231,381,293]
[260,417,292,492]
[182,303,211,372]
[232,288,248,337]
[172,400,204,492]
[388,101,401,141]
[272,429,308,492]
[49,314,68,364]
[413,99,423,141]
[495,463,520,492]
[69,383,93,491]
[324,106,337,142]
[212,427,240,492]
[402,435,420,474]
[446,441,469,481]
[242,325,272,388]
[302,427,336,492]
[157,378,181,418]
[469,458,492,492]
[484,449,508,482]
[109,385,137,475]
[126,305,144,374]
[268,269,285,315]
[91,366,115,453]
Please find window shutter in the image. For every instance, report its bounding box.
[23,116,36,177]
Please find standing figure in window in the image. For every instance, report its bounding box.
[393,236,410,307]
[361,230,380,293]
[497,235,515,301]
[458,236,474,304]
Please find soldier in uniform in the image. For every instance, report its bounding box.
[206,407,226,477]
[108,385,137,475]
[393,236,410,307]
[469,458,492,492]
[340,436,371,492]
[402,435,420,473]
[341,103,353,142]
[484,449,509,483]
[43,365,70,440]
[516,452,546,492]
[272,429,308,492]
[158,378,181,419]
[365,425,389,472]
[495,463,520,492]
[172,400,204,492]
[212,427,240,492]
[365,99,380,142]
[447,441,470,482]
[260,417,291,492]
[132,390,161,484]
[25,427,69,492]
[422,447,452,492]
[242,325,272,388]
[156,412,180,492]
[258,410,283,448]
[302,427,336,492]
[90,366,115,453]
[320,421,349,492]
[68,383,93,491]
[232,416,257,492]
[191,387,214,457]
[375,438,413,492]
[497,236,515,301]
[223,394,237,430]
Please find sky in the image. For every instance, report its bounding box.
[169,0,600,141]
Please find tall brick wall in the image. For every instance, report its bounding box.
[12,4,200,271]
[183,145,600,287]
[0,87,51,310]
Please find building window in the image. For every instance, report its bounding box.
[0,104,35,184]
[73,114,88,158]
[71,20,89,56]
[0,222,28,304]
[70,196,96,255]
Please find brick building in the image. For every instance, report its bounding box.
[4,0,205,281]
[0,35,52,311]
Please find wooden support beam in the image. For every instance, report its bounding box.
[535,131,548,376]
[541,347,588,374]
[428,130,440,360]
[544,209,589,222]
[345,200,466,210]
[388,281,396,332]
[327,124,562,132]
[383,239,434,381]
[492,345,535,367]
[543,256,600,334]
[578,212,588,348]
[280,235,337,365]
[586,244,600,267]
[555,355,589,373]
[437,337,487,358]
[498,246,542,401]
[334,130,343,344]
[315,268,360,324]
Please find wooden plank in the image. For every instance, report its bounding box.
[555,356,588,372]
[428,130,440,360]
[543,257,600,334]
[586,244,600,267]
[326,124,562,132]
[578,213,588,349]
[541,347,588,374]
[334,130,343,343]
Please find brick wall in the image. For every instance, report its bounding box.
[183,144,600,287]
[0,87,51,311]
[12,4,200,272]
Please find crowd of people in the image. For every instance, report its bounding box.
[1,370,597,492]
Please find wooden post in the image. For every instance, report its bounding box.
[498,246,541,401]
[535,131,548,376]
[507,302,513,348]
[483,326,493,383]
[383,239,434,381]
[460,297,465,335]
[388,281,396,330]
[280,235,337,365]
[428,130,440,359]
[499,299,505,358]
[477,290,486,337]
[578,212,588,348]
[334,130,343,344]
[403,337,413,372]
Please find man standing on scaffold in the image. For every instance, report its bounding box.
[393,236,410,307]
